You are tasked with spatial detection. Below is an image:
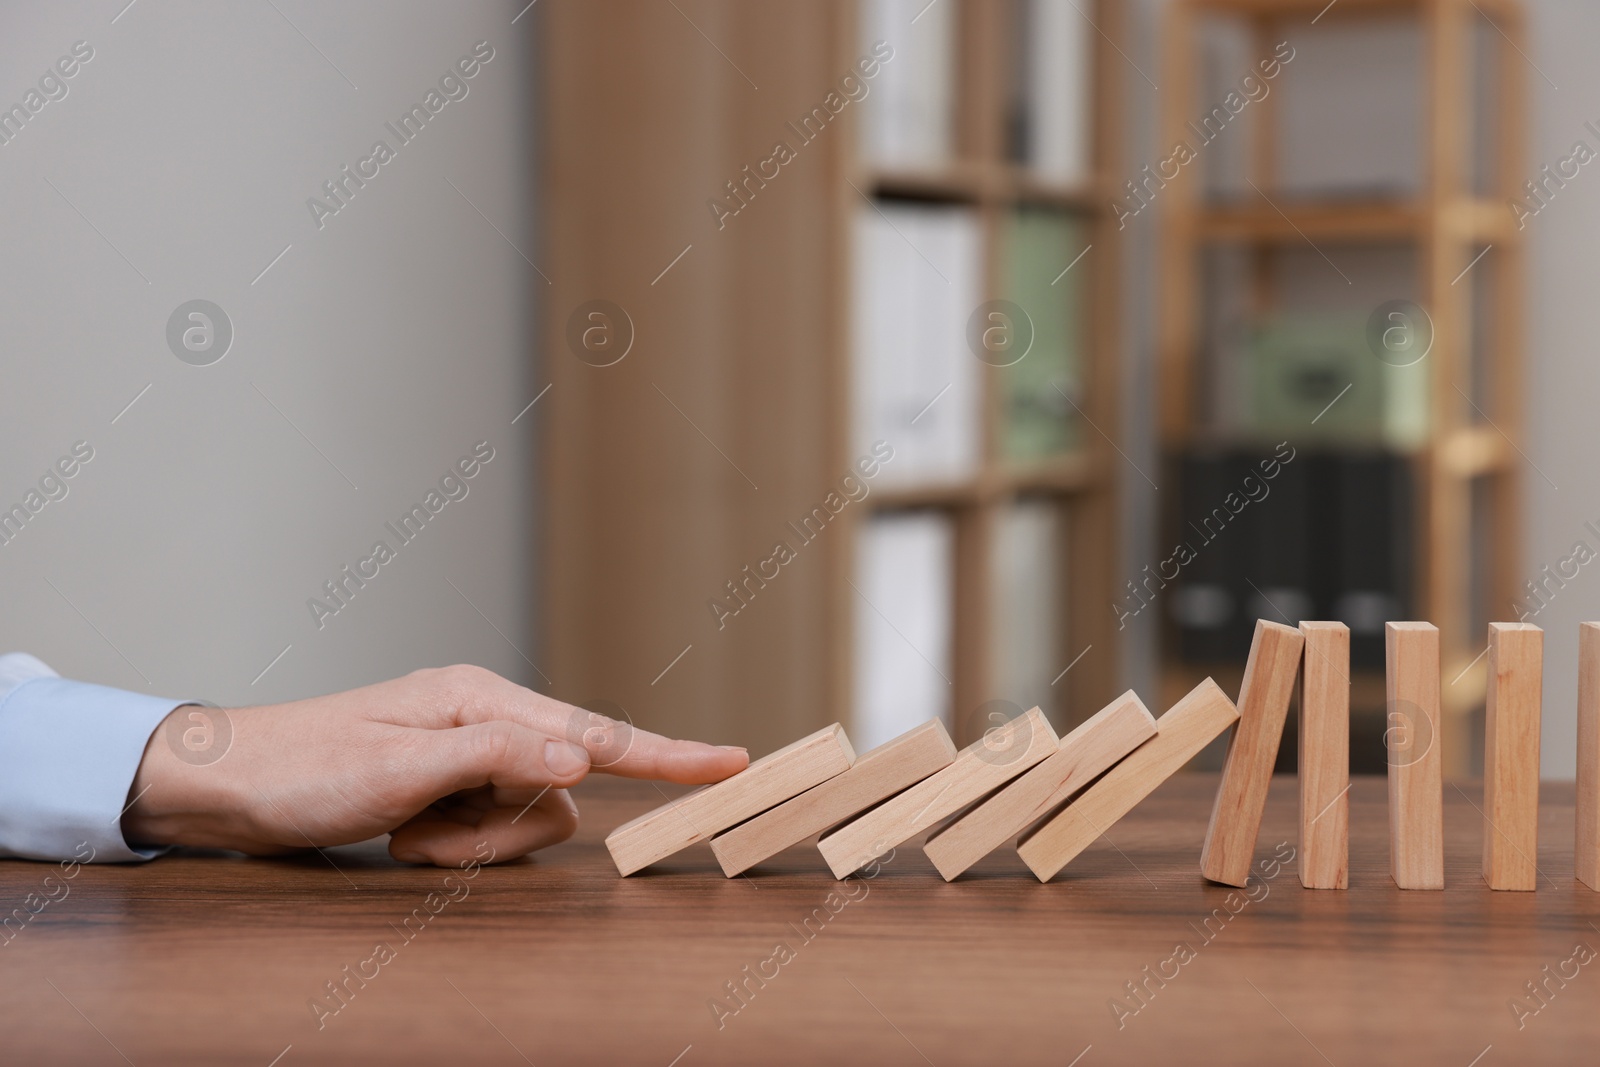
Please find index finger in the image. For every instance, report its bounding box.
[405,665,749,785]
[569,708,749,784]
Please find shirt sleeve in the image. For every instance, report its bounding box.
[0,653,194,862]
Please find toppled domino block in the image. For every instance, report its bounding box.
[922,691,1156,880]
[710,720,957,876]
[1201,619,1304,887]
[1017,679,1239,882]
[605,724,855,876]
[817,707,1058,879]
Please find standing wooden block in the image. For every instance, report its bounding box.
[1298,621,1350,890]
[922,692,1157,881]
[708,720,957,877]
[1579,622,1600,892]
[817,707,1058,879]
[1017,679,1239,882]
[1386,621,1444,890]
[605,724,855,876]
[1200,619,1305,887]
[1483,623,1542,890]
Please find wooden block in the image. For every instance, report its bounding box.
[922,691,1157,881]
[1579,622,1600,892]
[708,720,957,876]
[816,707,1058,879]
[1200,619,1305,887]
[1298,621,1350,890]
[1386,622,1444,890]
[1483,622,1542,891]
[1017,679,1239,882]
[604,724,855,876]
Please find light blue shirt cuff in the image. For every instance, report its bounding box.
[0,677,191,863]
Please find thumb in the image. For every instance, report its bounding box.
[411,720,591,796]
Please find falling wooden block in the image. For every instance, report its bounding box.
[708,720,957,876]
[1579,622,1600,892]
[1483,622,1542,891]
[1017,679,1239,882]
[922,692,1157,881]
[1386,621,1444,890]
[1297,621,1350,890]
[817,707,1058,879]
[605,724,855,876]
[1200,619,1305,887]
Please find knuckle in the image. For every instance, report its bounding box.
[476,719,520,767]
[419,663,497,701]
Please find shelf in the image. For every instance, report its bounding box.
[865,454,1102,512]
[1192,196,1514,244]
[1189,0,1424,15]
[1436,425,1512,478]
[1189,0,1521,18]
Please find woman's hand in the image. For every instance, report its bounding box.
[120,664,748,866]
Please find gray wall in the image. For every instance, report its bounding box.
[0,1,542,705]
[1519,0,1600,779]
[1116,0,1598,777]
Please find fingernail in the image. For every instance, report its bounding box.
[395,851,428,864]
[718,745,748,754]
[545,739,589,776]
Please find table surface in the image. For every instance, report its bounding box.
[2,773,1597,1066]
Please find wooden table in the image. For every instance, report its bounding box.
[2,774,1596,1065]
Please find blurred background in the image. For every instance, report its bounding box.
[1,0,1595,782]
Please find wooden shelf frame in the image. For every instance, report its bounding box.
[1157,0,1527,777]
[843,0,1126,745]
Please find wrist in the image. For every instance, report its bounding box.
[121,705,256,851]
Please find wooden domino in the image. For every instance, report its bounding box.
[708,720,957,877]
[922,691,1157,881]
[1298,621,1350,890]
[1483,623,1542,891]
[1201,620,1305,887]
[816,707,1058,879]
[1017,679,1240,882]
[604,724,855,876]
[1580,622,1600,891]
[1386,622,1444,890]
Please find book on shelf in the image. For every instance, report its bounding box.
[1169,447,1413,671]
[859,0,956,170]
[852,511,955,751]
[991,500,1066,725]
[1170,449,1253,661]
[851,200,981,486]
[1326,451,1413,670]
[1010,0,1094,184]
[998,207,1088,463]
[1246,316,1428,451]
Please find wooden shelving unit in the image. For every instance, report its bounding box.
[842,0,1124,745]
[539,0,1125,755]
[1158,0,1527,776]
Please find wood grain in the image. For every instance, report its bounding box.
[1298,621,1350,889]
[922,691,1156,880]
[1581,622,1600,891]
[709,720,956,876]
[605,724,855,875]
[1386,622,1445,889]
[817,708,1058,878]
[1,774,1592,1065]
[1201,620,1305,887]
[1483,623,1542,890]
[1018,679,1239,882]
